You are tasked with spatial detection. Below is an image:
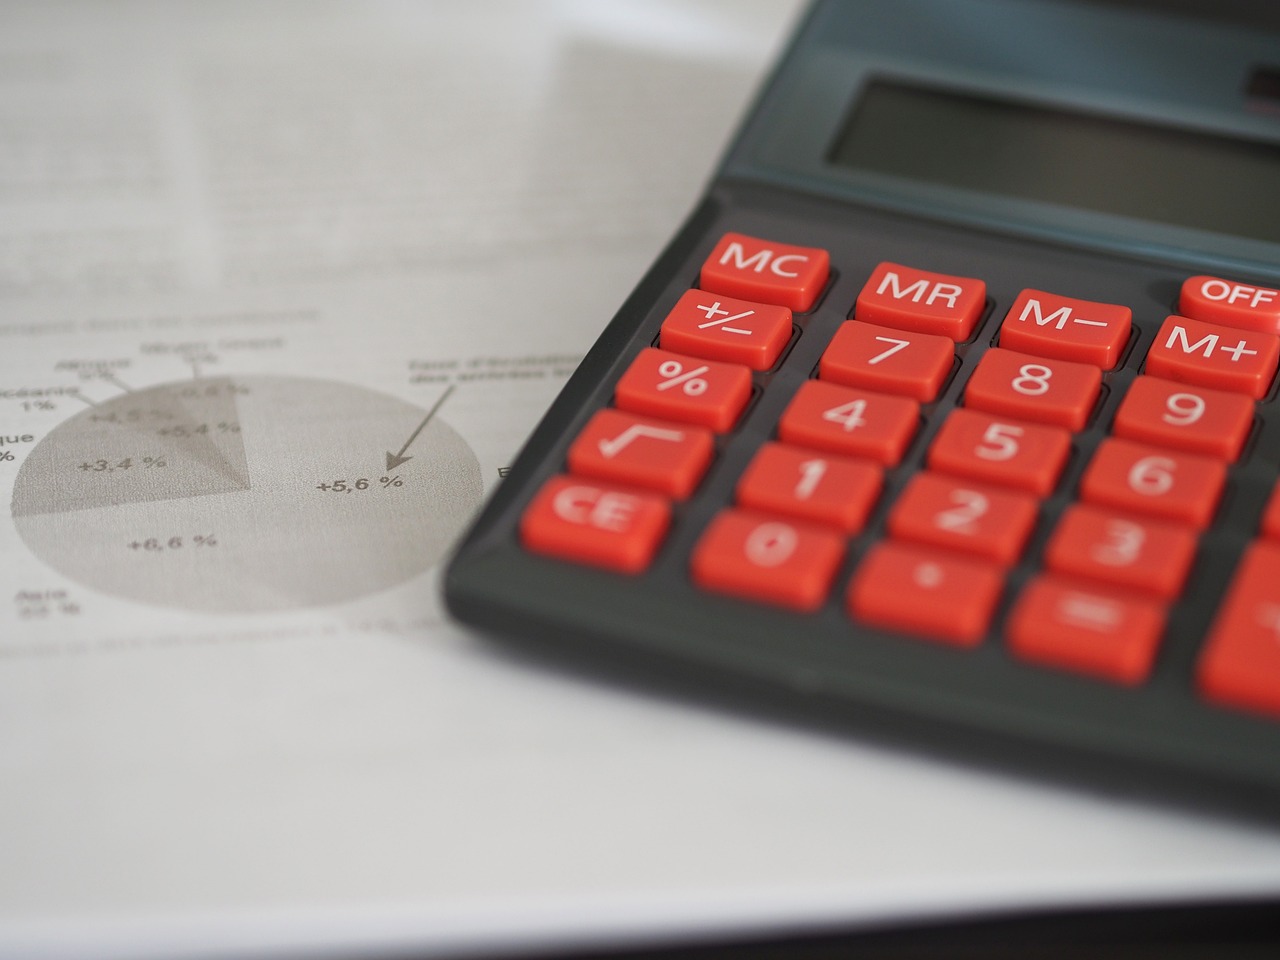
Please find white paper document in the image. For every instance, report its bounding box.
[1,3,1279,959]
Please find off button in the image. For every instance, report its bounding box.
[1179,275,1280,335]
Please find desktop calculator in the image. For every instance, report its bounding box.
[445,0,1280,815]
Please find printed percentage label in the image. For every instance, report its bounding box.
[127,534,218,552]
[316,476,406,493]
[76,456,168,473]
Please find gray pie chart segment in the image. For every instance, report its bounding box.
[11,376,483,613]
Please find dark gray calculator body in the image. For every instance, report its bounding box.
[446,0,1280,817]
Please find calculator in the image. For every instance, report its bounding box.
[445,0,1280,815]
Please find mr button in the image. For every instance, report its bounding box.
[699,232,830,312]
[855,262,987,341]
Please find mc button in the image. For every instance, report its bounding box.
[699,232,830,312]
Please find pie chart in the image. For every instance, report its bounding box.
[11,375,483,613]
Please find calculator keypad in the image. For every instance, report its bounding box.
[1006,576,1166,685]
[518,228,1280,724]
[777,380,920,465]
[846,541,1002,647]
[1079,438,1226,529]
[736,442,882,534]
[887,473,1039,566]
[691,509,844,612]
[818,320,953,401]
[659,290,792,370]
[1111,375,1254,462]
[1043,504,1197,599]
[1197,540,1280,718]
[520,476,670,574]
[964,347,1102,430]
[926,408,1071,496]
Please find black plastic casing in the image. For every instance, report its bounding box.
[445,0,1280,819]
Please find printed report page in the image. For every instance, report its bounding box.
[1,3,1278,958]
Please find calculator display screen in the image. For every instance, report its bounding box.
[829,80,1280,245]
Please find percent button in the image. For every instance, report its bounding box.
[614,347,752,432]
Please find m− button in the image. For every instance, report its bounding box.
[998,289,1131,369]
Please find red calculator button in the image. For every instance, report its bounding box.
[1179,275,1280,335]
[614,347,752,433]
[567,409,713,500]
[690,509,844,612]
[1112,375,1254,462]
[927,408,1071,496]
[964,347,1102,431]
[520,475,669,574]
[1007,576,1165,685]
[1262,483,1280,541]
[847,541,1003,647]
[1197,540,1280,719]
[1079,437,1225,529]
[777,380,919,465]
[998,289,1131,370]
[699,232,830,312]
[1044,503,1197,599]
[887,472,1039,566]
[855,262,987,341]
[659,290,792,370]
[736,442,883,534]
[819,320,953,401]
[1145,315,1279,399]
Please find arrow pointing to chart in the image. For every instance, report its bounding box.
[386,384,454,471]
